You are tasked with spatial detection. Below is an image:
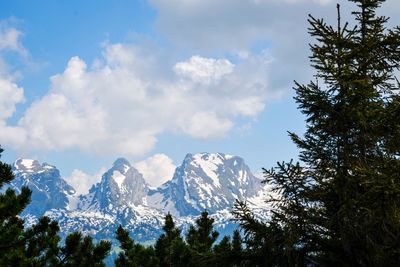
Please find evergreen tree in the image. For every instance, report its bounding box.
[58,232,111,267]
[235,0,400,266]
[186,211,219,253]
[0,146,111,266]
[0,145,32,265]
[155,213,189,267]
[115,225,158,267]
[231,230,243,266]
[212,236,232,267]
[23,216,61,266]
[212,231,244,267]
[186,211,219,266]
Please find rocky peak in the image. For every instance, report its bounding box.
[14,158,51,173]
[80,158,149,212]
[11,158,75,216]
[112,158,131,173]
[147,152,262,216]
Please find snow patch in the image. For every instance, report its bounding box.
[192,153,222,187]
[112,171,125,188]
[21,159,35,169]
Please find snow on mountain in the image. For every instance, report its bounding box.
[9,153,271,243]
[49,158,165,242]
[147,152,263,216]
[78,158,150,213]
[11,158,76,216]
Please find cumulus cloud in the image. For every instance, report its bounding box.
[0,25,28,58]
[66,167,106,195]
[0,23,28,148]
[0,78,26,147]
[174,56,234,84]
[0,78,24,120]
[148,0,400,115]
[134,154,176,187]
[4,43,274,156]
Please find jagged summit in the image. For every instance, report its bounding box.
[147,152,262,216]
[9,153,269,243]
[78,158,149,212]
[14,158,50,173]
[11,158,75,216]
[112,157,131,171]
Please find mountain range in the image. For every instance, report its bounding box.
[9,153,271,243]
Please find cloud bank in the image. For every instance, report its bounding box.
[1,42,274,156]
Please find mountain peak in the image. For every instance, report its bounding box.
[113,158,131,168]
[148,152,261,216]
[14,158,42,173]
[80,159,149,212]
[14,158,55,173]
[11,158,75,216]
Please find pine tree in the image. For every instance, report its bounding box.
[186,211,219,266]
[212,236,232,267]
[0,145,32,265]
[0,146,111,266]
[115,225,158,267]
[58,232,111,267]
[231,230,243,266]
[23,216,61,266]
[235,0,400,266]
[155,213,189,267]
[212,230,244,267]
[187,211,219,254]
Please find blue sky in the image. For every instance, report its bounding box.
[1,0,399,193]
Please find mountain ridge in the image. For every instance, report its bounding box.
[10,152,270,242]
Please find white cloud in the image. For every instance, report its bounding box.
[66,167,106,195]
[0,26,28,57]
[134,153,176,187]
[148,0,400,116]
[4,43,274,156]
[178,111,233,139]
[174,55,234,84]
[0,78,24,120]
[0,78,26,148]
[0,24,28,148]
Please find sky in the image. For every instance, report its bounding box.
[1,0,399,194]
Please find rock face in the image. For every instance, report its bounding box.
[78,158,149,213]
[12,159,75,216]
[9,153,269,243]
[148,153,262,216]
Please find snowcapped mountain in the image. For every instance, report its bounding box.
[49,158,165,242]
[78,158,150,213]
[11,158,76,216]
[8,153,270,243]
[148,153,262,216]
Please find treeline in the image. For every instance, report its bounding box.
[114,212,243,267]
[2,0,400,266]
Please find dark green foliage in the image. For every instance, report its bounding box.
[212,231,243,267]
[23,216,61,266]
[115,212,247,267]
[58,232,111,267]
[186,211,219,266]
[155,213,189,267]
[234,0,400,266]
[0,145,111,266]
[115,225,158,267]
[0,145,32,266]
[186,211,219,253]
